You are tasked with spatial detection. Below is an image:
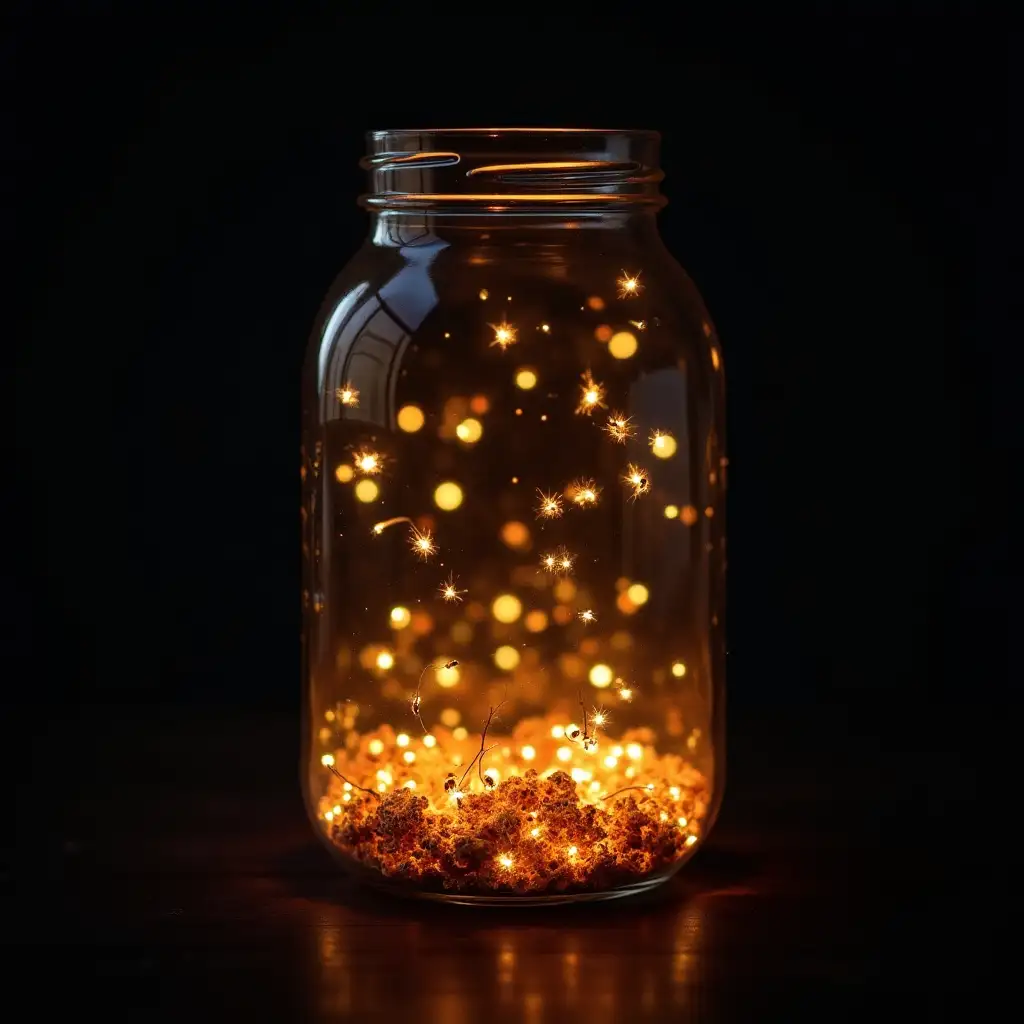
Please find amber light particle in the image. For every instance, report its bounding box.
[608,331,638,360]
[397,405,425,432]
[515,368,538,390]
[389,606,411,629]
[649,431,678,459]
[491,593,523,624]
[671,661,687,678]
[354,479,379,503]
[456,417,483,443]
[500,520,531,549]
[494,645,520,670]
[680,505,699,526]
[433,481,464,511]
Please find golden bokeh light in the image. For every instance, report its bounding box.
[524,609,549,633]
[397,404,425,432]
[491,593,523,624]
[375,650,395,671]
[500,520,531,549]
[440,708,461,727]
[494,645,521,671]
[389,605,411,629]
[433,481,464,511]
[608,331,638,359]
[456,417,483,443]
[334,463,354,483]
[515,368,538,390]
[589,663,613,688]
[435,663,461,688]
[671,661,687,678]
[650,431,678,459]
[680,505,699,526]
[627,583,650,606]
[664,504,679,519]
[354,479,379,503]
[450,621,473,644]
[479,289,489,300]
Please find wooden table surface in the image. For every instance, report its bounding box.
[8,704,984,1019]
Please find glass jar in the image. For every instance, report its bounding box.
[301,128,726,905]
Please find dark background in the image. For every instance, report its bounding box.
[6,10,1010,997]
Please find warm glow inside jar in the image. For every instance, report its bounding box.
[301,128,726,905]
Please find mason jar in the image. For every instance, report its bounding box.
[301,128,726,905]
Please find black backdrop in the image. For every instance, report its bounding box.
[9,13,1010,775]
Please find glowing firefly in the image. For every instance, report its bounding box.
[489,321,517,350]
[604,412,636,444]
[617,270,643,298]
[576,370,607,416]
[371,515,412,536]
[335,382,360,407]
[623,463,650,499]
[353,450,383,475]
[535,489,564,520]
[409,525,437,560]
[438,573,466,603]
[568,478,600,507]
[540,547,575,577]
[628,320,647,331]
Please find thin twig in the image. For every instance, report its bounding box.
[578,689,589,740]
[458,700,506,790]
[599,786,653,802]
[327,763,381,801]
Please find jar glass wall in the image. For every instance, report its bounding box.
[301,129,726,904]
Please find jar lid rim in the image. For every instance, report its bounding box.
[369,127,661,139]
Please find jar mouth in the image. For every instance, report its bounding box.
[361,128,665,212]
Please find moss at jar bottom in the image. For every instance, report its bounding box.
[316,712,708,897]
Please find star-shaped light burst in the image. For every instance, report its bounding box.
[617,270,643,298]
[489,321,518,350]
[591,707,610,729]
[576,370,607,416]
[335,382,360,407]
[540,546,575,577]
[578,609,597,624]
[353,449,383,475]
[535,489,564,520]
[615,678,637,702]
[604,411,636,444]
[438,573,466,603]
[409,525,437,560]
[623,463,651,500]
[568,478,601,508]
